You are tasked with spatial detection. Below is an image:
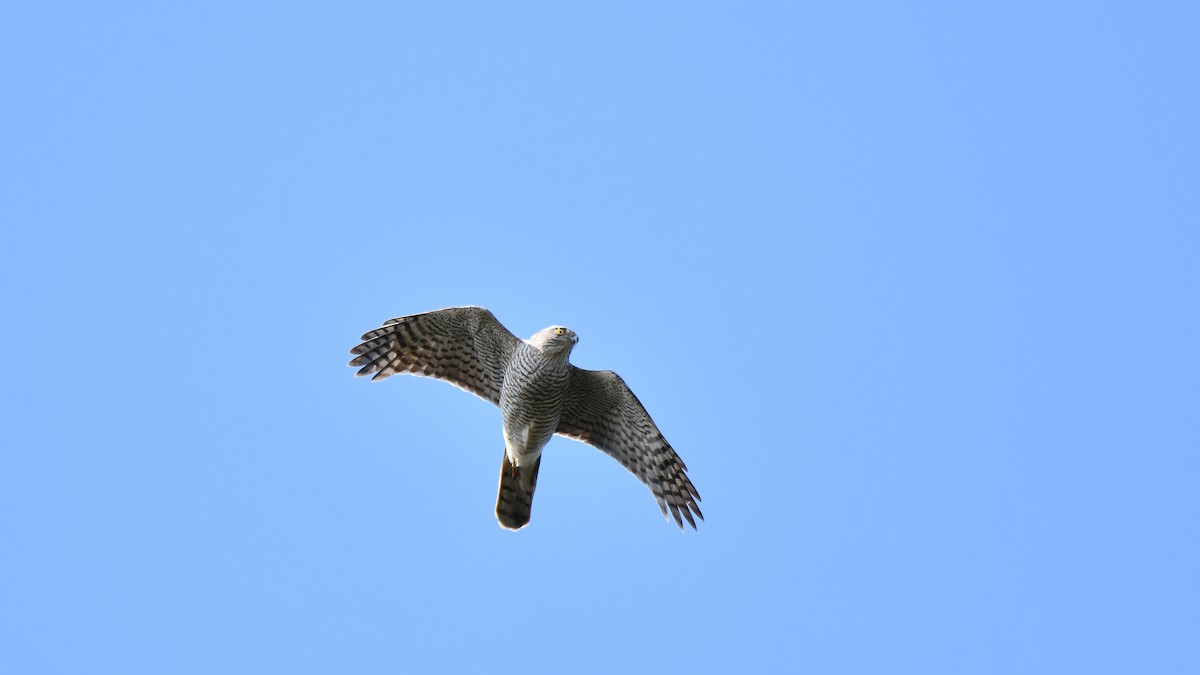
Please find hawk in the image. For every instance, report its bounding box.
[348,306,702,530]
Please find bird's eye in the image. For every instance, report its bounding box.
[555,327,565,336]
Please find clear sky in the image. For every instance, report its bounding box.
[2,2,1197,673]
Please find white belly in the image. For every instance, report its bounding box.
[503,422,553,467]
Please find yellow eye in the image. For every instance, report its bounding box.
[555,327,566,336]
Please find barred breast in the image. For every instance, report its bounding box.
[499,342,572,467]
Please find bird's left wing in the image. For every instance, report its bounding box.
[556,367,703,529]
[349,306,521,405]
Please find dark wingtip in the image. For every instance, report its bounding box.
[670,506,684,529]
[352,363,380,378]
[681,507,697,529]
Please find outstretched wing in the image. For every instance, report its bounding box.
[556,368,703,529]
[349,306,521,405]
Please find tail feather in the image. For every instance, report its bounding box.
[496,451,540,530]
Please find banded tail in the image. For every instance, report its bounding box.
[496,451,541,530]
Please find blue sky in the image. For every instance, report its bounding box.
[2,2,1197,673]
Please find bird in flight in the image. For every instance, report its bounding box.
[348,306,702,530]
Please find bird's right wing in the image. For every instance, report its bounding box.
[349,306,521,405]
[556,367,703,529]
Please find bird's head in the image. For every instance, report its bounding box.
[529,325,579,356]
